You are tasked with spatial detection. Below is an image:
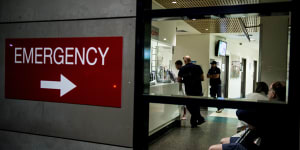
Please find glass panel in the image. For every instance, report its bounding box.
[149,103,180,134]
[152,0,292,10]
[145,13,291,104]
[148,105,239,137]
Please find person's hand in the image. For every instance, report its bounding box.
[177,77,182,82]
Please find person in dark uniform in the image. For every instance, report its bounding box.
[207,60,223,113]
[178,56,205,128]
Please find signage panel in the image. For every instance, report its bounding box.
[5,37,123,107]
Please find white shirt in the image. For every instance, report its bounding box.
[246,92,268,100]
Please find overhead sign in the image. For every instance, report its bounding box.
[5,37,123,107]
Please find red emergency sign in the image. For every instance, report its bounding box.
[5,37,123,108]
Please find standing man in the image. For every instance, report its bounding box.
[207,61,223,113]
[178,56,205,128]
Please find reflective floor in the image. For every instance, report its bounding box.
[149,108,238,150]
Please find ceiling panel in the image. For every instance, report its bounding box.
[154,0,260,33]
[154,0,259,8]
[185,16,260,33]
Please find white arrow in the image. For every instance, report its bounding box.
[40,74,77,97]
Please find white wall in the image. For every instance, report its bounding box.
[173,34,210,96]
[260,16,289,86]
[152,21,176,46]
[228,38,259,98]
[209,34,259,98]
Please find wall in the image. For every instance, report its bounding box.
[209,34,259,98]
[174,34,210,96]
[0,0,136,22]
[0,0,136,149]
[260,16,289,86]
[0,130,131,150]
[227,38,259,98]
[152,21,176,46]
[174,33,259,98]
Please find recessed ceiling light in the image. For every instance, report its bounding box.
[205,29,209,31]
[163,38,167,40]
[172,1,177,4]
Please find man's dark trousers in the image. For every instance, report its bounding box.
[210,84,222,111]
[186,93,205,127]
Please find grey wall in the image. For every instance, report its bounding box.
[0,0,136,22]
[0,130,132,150]
[260,16,289,86]
[0,0,136,149]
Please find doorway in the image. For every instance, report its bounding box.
[224,56,229,98]
[241,58,247,98]
[220,56,229,98]
[253,60,258,92]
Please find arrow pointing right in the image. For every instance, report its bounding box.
[41,74,77,97]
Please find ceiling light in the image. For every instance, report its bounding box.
[172,1,177,4]
[163,38,167,40]
[205,29,209,31]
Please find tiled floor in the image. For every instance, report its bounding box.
[149,108,238,150]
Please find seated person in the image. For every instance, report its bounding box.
[237,82,269,133]
[245,82,269,100]
[208,81,286,150]
[208,116,259,150]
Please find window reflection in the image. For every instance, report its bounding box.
[147,14,290,104]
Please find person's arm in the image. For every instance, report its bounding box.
[210,68,220,78]
[177,76,183,82]
[207,69,211,78]
[201,74,204,81]
[207,74,212,78]
[211,74,220,78]
[177,68,183,83]
[199,66,204,81]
